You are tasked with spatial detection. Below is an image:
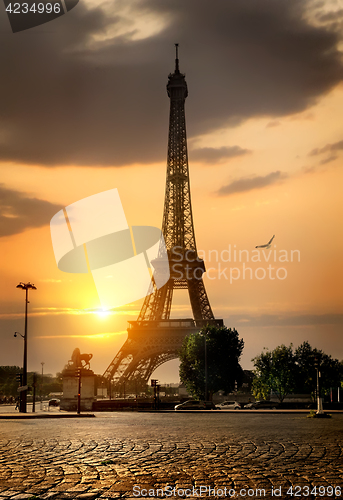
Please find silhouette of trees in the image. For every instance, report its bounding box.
[0,367,62,400]
[252,342,343,402]
[294,341,343,396]
[179,325,244,400]
[0,366,21,398]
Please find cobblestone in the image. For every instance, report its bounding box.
[0,413,342,499]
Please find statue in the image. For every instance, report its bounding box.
[61,348,95,411]
[79,353,93,370]
[67,348,93,370]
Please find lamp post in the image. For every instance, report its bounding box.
[40,362,45,410]
[16,282,37,413]
[314,356,324,415]
[204,335,208,401]
[200,331,208,401]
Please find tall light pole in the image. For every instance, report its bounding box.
[200,331,208,401]
[16,282,37,413]
[314,356,324,415]
[204,334,208,401]
[40,362,45,410]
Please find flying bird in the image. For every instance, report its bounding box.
[255,235,275,249]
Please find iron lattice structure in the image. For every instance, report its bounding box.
[103,46,223,388]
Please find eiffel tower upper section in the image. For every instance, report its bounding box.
[137,44,221,326]
[163,43,194,252]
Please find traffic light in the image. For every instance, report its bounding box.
[16,373,23,385]
[151,379,158,387]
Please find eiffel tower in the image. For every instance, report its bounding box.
[103,45,223,388]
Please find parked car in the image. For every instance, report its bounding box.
[215,401,241,410]
[174,400,217,411]
[48,398,60,407]
[244,400,278,409]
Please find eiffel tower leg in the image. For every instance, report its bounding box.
[138,279,174,322]
[103,338,137,382]
[103,323,192,386]
[118,351,180,385]
[188,278,215,322]
[132,355,159,381]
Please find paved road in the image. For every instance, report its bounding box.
[0,412,342,499]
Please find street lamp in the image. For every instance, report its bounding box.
[314,356,324,415]
[40,362,45,410]
[200,331,208,401]
[16,281,37,413]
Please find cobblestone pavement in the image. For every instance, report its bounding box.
[0,412,342,499]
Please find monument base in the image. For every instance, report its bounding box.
[60,367,96,412]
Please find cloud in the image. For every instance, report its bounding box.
[0,184,62,237]
[309,139,343,156]
[190,146,250,163]
[0,0,342,166]
[217,171,287,196]
[35,331,127,340]
[266,121,281,128]
[316,9,343,23]
[302,165,317,174]
[229,313,343,327]
[39,279,62,283]
[0,305,141,318]
[319,155,338,165]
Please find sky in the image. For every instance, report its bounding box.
[1,0,343,384]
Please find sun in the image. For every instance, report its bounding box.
[95,308,111,319]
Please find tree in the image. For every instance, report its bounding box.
[294,341,343,397]
[0,366,21,398]
[252,342,343,403]
[179,325,244,400]
[252,345,296,403]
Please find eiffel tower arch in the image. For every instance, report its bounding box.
[103,45,223,388]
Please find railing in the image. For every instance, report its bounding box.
[128,319,196,329]
[128,318,223,329]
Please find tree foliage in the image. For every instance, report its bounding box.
[294,341,343,395]
[252,344,296,403]
[252,342,343,402]
[0,366,21,398]
[179,325,244,400]
[0,367,63,399]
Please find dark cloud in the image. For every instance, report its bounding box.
[319,155,338,165]
[217,171,287,196]
[229,313,343,327]
[0,0,342,166]
[0,184,62,237]
[317,9,343,22]
[309,139,343,156]
[190,146,250,163]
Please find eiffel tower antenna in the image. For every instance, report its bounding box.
[103,46,223,391]
[175,43,179,73]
